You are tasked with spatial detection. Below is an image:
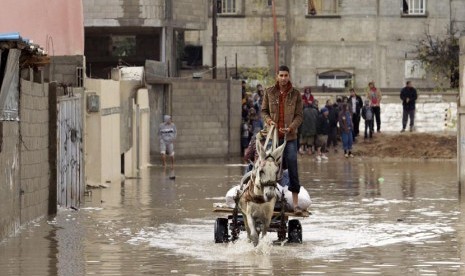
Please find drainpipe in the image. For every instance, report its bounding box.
[272,0,279,73]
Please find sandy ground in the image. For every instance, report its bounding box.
[353,132,457,159]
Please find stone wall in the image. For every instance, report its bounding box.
[168,79,241,158]
[19,79,50,224]
[311,91,458,133]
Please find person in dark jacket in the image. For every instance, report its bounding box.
[400,81,418,132]
[326,99,339,152]
[316,107,330,161]
[339,103,354,158]
[348,88,363,139]
[361,99,374,139]
[299,102,319,155]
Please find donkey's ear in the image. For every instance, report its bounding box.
[256,140,266,161]
[271,142,286,164]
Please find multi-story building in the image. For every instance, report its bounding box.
[185,0,465,89]
[83,0,208,78]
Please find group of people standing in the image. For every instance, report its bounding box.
[239,67,419,215]
[298,82,383,161]
[241,82,265,156]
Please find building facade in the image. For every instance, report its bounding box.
[83,0,208,78]
[185,0,465,90]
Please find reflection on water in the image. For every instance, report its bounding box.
[0,158,463,275]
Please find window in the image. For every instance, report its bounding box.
[182,45,203,67]
[217,0,236,14]
[405,60,426,79]
[308,0,338,16]
[402,0,426,15]
[317,70,352,89]
[268,0,273,7]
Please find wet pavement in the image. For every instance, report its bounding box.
[0,157,464,275]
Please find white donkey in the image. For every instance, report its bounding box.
[238,126,286,246]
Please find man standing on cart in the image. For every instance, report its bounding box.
[261,65,304,215]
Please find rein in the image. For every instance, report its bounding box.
[238,125,282,204]
[242,156,278,204]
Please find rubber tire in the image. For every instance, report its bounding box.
[214,218,229,243]
[288,219,302,243]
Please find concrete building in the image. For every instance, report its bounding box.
[82,0,243,162]
[185,0,465,90]
[83,0,208,78]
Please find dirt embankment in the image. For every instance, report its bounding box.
[353,133,457,159]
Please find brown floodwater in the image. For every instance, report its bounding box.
[0,157,463,275]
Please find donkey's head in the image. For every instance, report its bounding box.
[252,141,286,202]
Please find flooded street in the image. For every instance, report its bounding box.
[0,158,463,275]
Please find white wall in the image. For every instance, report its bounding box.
[85,79,121,186]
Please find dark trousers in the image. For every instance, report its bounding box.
[352,113,360,137]
[280,139,300,194]
[402,108,415,129]
[372,106,381,131]
[327,126,338,147]
[364,119,374,138]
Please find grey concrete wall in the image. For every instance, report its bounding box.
[186,0,458,90]
[83,0,207,29]
[0,79,51,241]
[149,79,241,160]
[171,0,208,30]
[148,84,167,158]
[0,122,20,240]
[172,79,241,158]
[84,0,165,27]
[48,56,85,86]
[19,79,50,224]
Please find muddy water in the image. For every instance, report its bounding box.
[0,158,463,275]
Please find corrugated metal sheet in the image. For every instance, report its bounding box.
[0,49,20,121]
[57,94,83,208]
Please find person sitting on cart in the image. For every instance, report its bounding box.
[243,128,274,172]
[242,127,288,186]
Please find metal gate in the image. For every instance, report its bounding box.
[57,94,83,208]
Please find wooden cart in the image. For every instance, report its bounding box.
[213,197,310,244]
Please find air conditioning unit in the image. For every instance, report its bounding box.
[193,72,203,79]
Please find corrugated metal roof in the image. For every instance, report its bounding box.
[0,32,45,56]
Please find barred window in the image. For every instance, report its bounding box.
[308,0,338,16]
[403,0,426,15]
[217,0,236,14]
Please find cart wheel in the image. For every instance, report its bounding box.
[214,218,229,243]
[288,219,302,243]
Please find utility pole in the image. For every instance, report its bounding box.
[212,0,218,79]
[272,0,279,74]
[459,36,465,196]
